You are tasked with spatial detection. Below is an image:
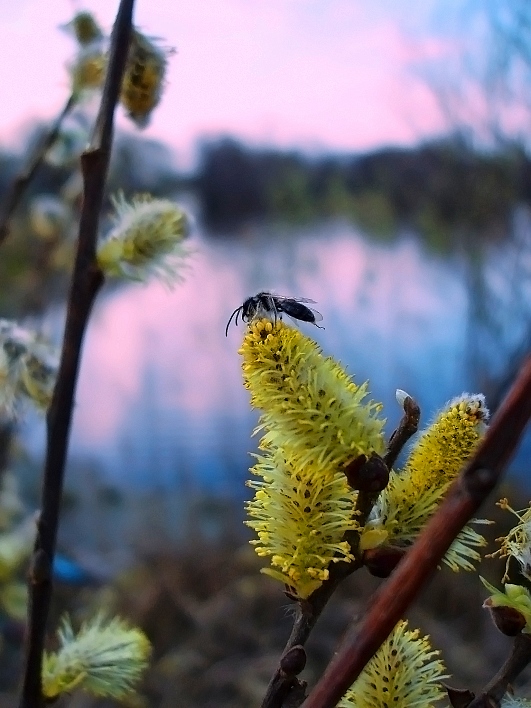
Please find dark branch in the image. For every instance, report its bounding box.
[0,93,77,248]
[18,3,134,707]
[466,633,531,707]
[301,355,531,708]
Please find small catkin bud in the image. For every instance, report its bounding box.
[280,645,307,677]
[30,196,70,240]
[363,545,406,578]
[481,579,531,634]
[395,389,410,408]
[120,30,173,128]
[63,12,104,46]
[0,320,58,417]
[19,353,58,410]
[345,453,389,492]
[487,603,526,636]
[70,42,107,94]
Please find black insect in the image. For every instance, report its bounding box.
[225,292,324,336]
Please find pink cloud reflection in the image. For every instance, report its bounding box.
[70,226,465,453]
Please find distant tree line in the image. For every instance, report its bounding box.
[2,125,531,282]
[194,135,531,252]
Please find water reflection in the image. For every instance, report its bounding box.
[25,218,530,500]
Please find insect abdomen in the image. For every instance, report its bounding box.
[279,301,315,322]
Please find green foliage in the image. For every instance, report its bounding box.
[348,188,397,239]
[195,135,530,254]
[0,473,36,621]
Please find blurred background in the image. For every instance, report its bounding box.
[0,1,530,705]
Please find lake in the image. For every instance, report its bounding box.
[21,214,531,557]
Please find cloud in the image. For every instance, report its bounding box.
[0,0,447,156]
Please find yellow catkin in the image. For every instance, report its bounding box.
[120,31,171,127]
[246,443,358,598]
[97,194,189,283]
[339,620,448,708]
[241,319,386,596]
[361,394,489,570]
[43,615,151,699]
[240,319,386,471]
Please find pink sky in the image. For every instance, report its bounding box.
[1,0,451,165]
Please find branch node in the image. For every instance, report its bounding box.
[384,393,421,469]
[362,545,406,578]
[29,549,51,585]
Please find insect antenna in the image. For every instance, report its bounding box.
[225,306,243,337]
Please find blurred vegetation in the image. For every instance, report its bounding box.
[194,134,531,252]
[2,125,529,410]
[0,488,523,707]
[3,127,530,317]
[0,122,184,318]
[1,121,530,703]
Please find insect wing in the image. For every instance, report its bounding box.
[276,299,323,325]
[307,306,323,323]
[282,297,322,323]
[273,295,317,305]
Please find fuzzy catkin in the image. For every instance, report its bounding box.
[339,621,448,708]
[241,319,386,597]
[361,394,489,570]
[246,443,358,598]
[240,319,386,470]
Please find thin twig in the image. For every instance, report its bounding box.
[302,355,531,708]
[0,93,77,248]
[261,394,421,707]
[18,3,134,707]
[466,633,531,707]
[384,393,420,470]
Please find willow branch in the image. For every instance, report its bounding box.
[0,93,77,248]
[18,3,134,707]
[302,354,531,708]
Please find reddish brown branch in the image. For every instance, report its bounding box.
[18,3,134,707]
[0,93,77,248]
[302,355,531,708]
